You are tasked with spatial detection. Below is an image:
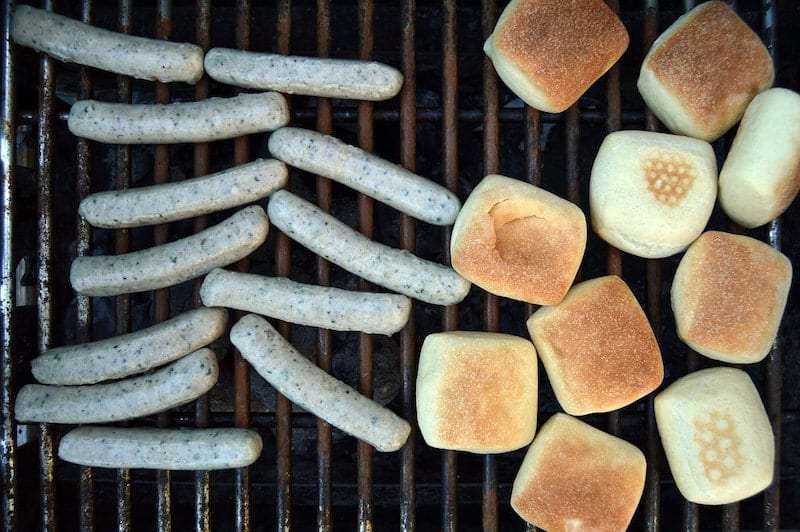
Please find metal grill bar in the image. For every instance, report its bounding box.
[1,0,17,529]
[314,1,334,530]
[481,1,499,528]
[399,2,417,529]
[441,0,459,529]
[356,1,376,530]
[274,1,293,531]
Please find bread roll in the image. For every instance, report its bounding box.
[719,88,800,228]
[450,174,586,305]
[511,413,646,530]
[655,367,774,505]
[637,1,774,142]
[526,276,663,416]
[483,0,628,113]
[416,331,537,454]
[590,130,717,258]
[671,231,792,364]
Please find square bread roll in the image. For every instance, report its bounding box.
[511,413,646,531]
[483,0,628,114]
[655,367,774,505]
[719,88,800,228]
[590,130,717,259]
[450,174,586,306]
[637,1,774,142]
[671,231,792,364]
[526,276,663,415]
[416,331,538,454]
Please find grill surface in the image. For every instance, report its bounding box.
[2,1,799,530]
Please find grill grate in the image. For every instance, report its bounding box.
[1,1,798,530]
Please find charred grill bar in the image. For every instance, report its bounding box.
[1,1,797,530]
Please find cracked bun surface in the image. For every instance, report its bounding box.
[450,174,586,306]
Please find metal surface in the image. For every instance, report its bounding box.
[1,1,798,531]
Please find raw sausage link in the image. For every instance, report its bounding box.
[205,48,403,101]
[200,268,410,335]
[31,307,227,385]
[267,190,470,305]
[11,5,203,84]
[58,427,262,470]
[70,205,269,297]
[68,93,289,144]
[268,127,461,225]
[15,348,219,424]
[230,314,411,452]
[79,159,287,228]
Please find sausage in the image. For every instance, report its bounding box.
[67,92,289,144]
[15,348,218,424]
[266,190,471,306]
[31,307,228,385]
[70,205,269,297]
[58,427,263,470]
[10,5,203,84]
[268,127,461,225]
[79,159,287,229]
[230,314,411,452]
[199,268,410,335]
[204,48,403,101]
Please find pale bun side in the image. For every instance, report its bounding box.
[451,174,586,306]
[511,413,646,531]
[416,331,538,454]
[655,367,774,505]
[671,231,792,364]
[719,87,800,228]
[590,130,717,259]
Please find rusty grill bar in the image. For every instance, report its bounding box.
[1,1,798,530]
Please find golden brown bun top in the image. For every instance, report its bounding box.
[419,332,537,453]
[529,276,663,413]
[645,1,773,130]
[512,413,646,531]
[492,0,629,112]
[675,231,792,358]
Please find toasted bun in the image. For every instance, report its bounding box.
[637,1,774,142]
[719,88,800,227]
[655,367,774,505]
[416,331,538,454]
[511,413,646,530]
[671,231,792,364]
[590,130,717,258]
[483,0,628,113]
[527,276,663,415]
[450,174,586,305]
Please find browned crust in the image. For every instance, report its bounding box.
[676,231,792,357]
[452,184,586,306]
[646,1,773,130]
[512,414,645,531]
[531,277,663,413]
[492,0,628,111]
